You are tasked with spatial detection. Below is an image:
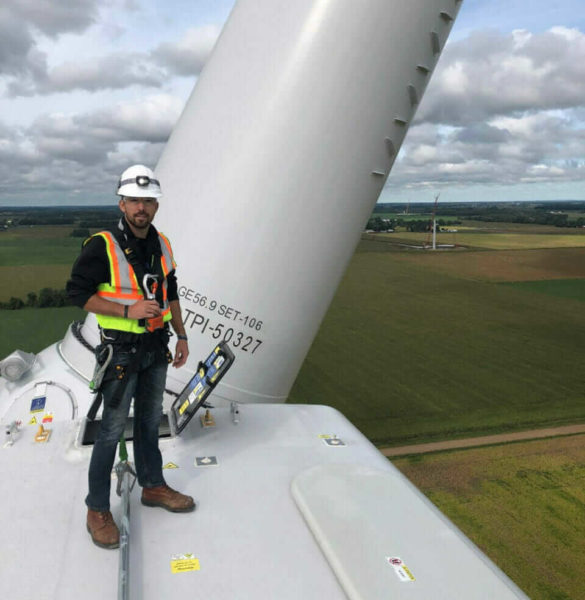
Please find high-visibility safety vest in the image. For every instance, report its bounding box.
[90,230,177,334]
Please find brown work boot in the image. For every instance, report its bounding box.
[87,509,120,549]
[141,484,196,513]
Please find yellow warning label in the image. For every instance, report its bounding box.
[163,462,179,469]
[318,434,331,439]
[402,564,415,581]
[170,554,200,574]
[28,416,37,425]
[179,399,189,415]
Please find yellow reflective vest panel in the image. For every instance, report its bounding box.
[90,231,176,333]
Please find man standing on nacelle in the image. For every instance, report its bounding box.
[67,165,195,549]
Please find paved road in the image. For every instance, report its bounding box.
[380,423,585,457]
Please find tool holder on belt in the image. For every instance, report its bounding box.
[86,328,171,421]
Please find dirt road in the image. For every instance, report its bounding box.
[380,423,585,457]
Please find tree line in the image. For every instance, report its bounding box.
[370,201,585,229]
[1,206,118,229]
[0,288,69,310]
[366,216,461,232]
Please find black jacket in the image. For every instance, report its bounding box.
[66,219,178,309]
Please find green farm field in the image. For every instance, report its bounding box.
[391,247,585,282]
[0,225,83,265]
[289,238,585,446]
[0,226,88,358]
[393,437,585,600]
[0,306,85,358]
[503,278,585,302]
[0,225,84,301]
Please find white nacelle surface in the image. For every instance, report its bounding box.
[0,345,527,600]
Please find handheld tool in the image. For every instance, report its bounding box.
[142,274,164,331]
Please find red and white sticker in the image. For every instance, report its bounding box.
[386,557,415,582]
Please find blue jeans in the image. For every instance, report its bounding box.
[86,346,168,512]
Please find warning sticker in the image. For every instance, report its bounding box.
[28,416,37,425]
[386,557,415,582]
[42,412,54,423]
[163,462,179,469]
[318,434,332,439]
[170,553,200,574]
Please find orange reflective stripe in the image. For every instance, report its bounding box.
[158,233,176,269]
[161,254,170,277]
[101,232,121,289]
[97,290,142,300]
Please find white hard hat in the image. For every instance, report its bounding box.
[117,164,162,198]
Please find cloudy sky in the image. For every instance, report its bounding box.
[1,0,584,206]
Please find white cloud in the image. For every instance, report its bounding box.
[0,95,182,198]
[1,16,218,96]
[0,0,100,95]
[383,26,585,194]
[418,27,585,124]
[392,109,585,189]
[152,25,220,76]
[4,0,98,37]
[0,2,222,203]
[44,53,166,93]
[0,7,43,77]
[84,94,183,142]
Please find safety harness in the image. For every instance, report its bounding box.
[87,221,173,421]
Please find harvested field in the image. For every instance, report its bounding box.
[381,231,585,250]
[0,265,73,302]
[390,247,585,282]
[392,436,585,600]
